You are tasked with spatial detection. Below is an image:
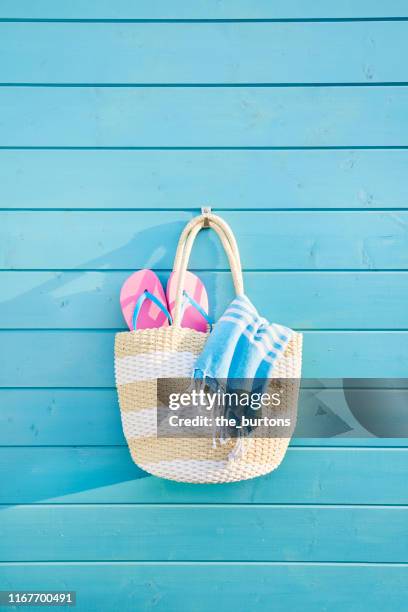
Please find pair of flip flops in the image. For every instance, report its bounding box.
[120,269,211,332]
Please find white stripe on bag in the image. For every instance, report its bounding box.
[115,351,197,385]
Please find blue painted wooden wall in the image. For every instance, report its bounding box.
[1,2,407,610]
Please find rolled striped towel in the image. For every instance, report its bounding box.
[193,294,293,390]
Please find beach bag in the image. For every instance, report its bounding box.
[115,213,303,483]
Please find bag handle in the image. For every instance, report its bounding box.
[173,213,244,296]
[172,213,244,328]
[173,213,242,275]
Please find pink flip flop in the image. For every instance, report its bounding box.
[166,271,211,332]
[120,269,172,331]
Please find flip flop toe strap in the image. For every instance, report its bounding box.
[132,290,173,331]
[182,290,213,331]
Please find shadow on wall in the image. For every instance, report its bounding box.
[0,447,147,505]
[0,219,235,504]
[0,219,232,327]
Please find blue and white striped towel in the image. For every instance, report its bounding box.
[193,294,293,390]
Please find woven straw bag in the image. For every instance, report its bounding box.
[115,213,302,483]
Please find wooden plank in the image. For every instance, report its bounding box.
[0,447,146,505]
[3,211,408,270]
[1,271,407,329]
[0,0,407,20]
[1,149,408,211]
[0,564,407,612]
[2,388,407,446]
[0,87,408,147]
[1,505,407,563]
[1,564,407,612]
[1,22,408,84]
[1,331,407,386]
[0,447,406,504]
[0,389,124,446]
